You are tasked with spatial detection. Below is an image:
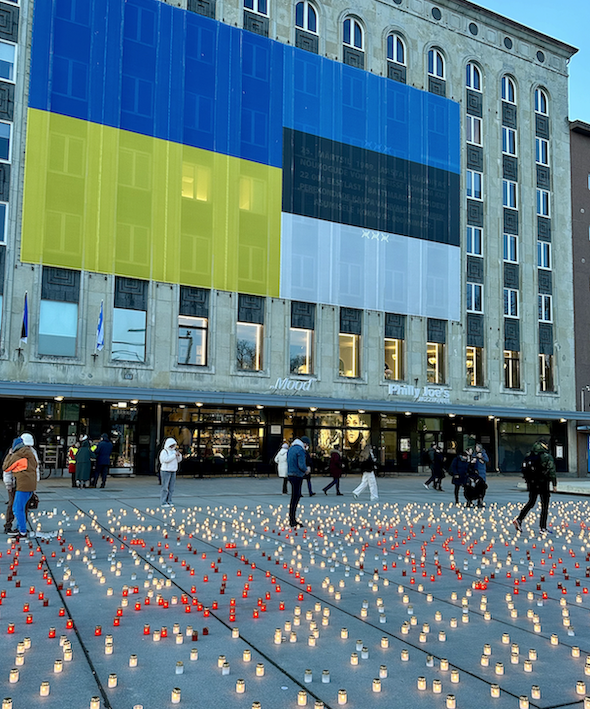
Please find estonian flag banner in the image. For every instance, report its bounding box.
[20,292,28,343]
[96,300,104,351]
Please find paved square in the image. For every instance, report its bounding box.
[1,475,589,709]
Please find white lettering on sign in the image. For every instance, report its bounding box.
[270,378,315,394]
[388,383,451,404]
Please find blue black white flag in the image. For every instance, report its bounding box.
[20,292,28,343]
[96,300,104,351]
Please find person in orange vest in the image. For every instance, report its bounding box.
[67,441,79,488]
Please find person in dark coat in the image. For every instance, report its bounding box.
[92,434,114,488]
[304,449,315,497]
[323,444,344,495]
[75,436,95,488]
[450,451,470,504]
[423,443,445,491]
[287,437,310,527]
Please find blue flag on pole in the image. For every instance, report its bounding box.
[96,300,104,351]
[20,292,28,343]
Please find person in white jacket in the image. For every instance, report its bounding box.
[274,442,289,494]
[159,438,182,507]
[352,444,379,502]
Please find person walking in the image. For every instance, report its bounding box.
[159,438,182,507]
[450,451,470,504]
[92,434,114,488]
[424,443,445,490]
[286,436,310,527]
[473,443,489,504]
[352,445,379,502]
[2,437,37,540]
[274,442,289,494]
[323,444,344,495]
[67,440,79,488]
[75,436,95,488]
[514,439,557,534]
[304,448,316,497]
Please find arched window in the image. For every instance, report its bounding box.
[501,75,516,104]
[428,48,445,79]
[295,1,317,34]
[535,87,548,115]
[466,62,481,91]
[387,33,406,65]
[343,17,363,51]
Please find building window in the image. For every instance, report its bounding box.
[113,277,148,363]
[289,302,315,374]
[339,307,361,378]
[466,346,484,387]
[237,294,264,371]
[504,350,520,389]
[538,294,552,322]
[503,179,517,209]
[502,127,517,156]
[384,337,404,380]
[536,138,549,166]
[343,17,363,50]
[39,301,78,357]
[466,115,482,145]
[536,189,550,217]
[182,163,211,201]
[537,241,551,269]
[466,170,482,200]
[539,353,554,392]
[426,341,445,384]
[387,33,406,65]
[503,233,518,263]
[0,122,11,162]
[535,87,548,115]
[428,48,445,79]
[466,282,483,313]
[244,0,267,16]
[0,203,7,243]
[466,226,483,256]
[503,288,518,318]
[178,316,207,366]
[465,62,481,90]
[295,0,317,33]
[501,75,516,103]
[0,41,15,82]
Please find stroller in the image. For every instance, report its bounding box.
[464,470,487,507]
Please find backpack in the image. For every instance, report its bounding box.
[521,452,545,484]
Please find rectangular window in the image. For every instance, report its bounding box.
[539,353,554,392]
[0,122,11,162]
[0,41,15,82]
[537,189,550,217]
[466,226,483,256]
[503,288,518,318]
[339,334,360,378]
[237,322,263,370]
[537,241,551,269]
[244,0,267,15]
[290,329,314,374]
[536,138,549,166]
[503,233,518,263]
[182,163,211,201]
[384,337,404,380]
[466,115,482,145]
[503,180,517,209]
[466,170,482,200]
[178,316,207,366]
[466,345,484,387]
[0,202,7,243]
[538,294,552,322]
[504,350,520,389]
[426,341,445,384]
[466,282,483,313]
[113,277,148,363]
[39,301,78,357]
[502,126,517,156]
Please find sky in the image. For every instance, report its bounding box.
[476,0,590,123]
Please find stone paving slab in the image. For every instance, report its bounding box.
[1,475,590,709]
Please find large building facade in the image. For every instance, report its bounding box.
[0,0,579,474]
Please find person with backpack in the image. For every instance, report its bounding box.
[513,439,557,534]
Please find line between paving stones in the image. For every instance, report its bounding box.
[110,502,556,709]
[65,501,338,709]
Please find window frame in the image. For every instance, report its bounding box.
[466,226,483,257]
[501,75,516,104]
[112,307,147,363]
[466,345,484,387]
[38,300,79,358]
[537,240,551,270]
[338,332,361,378]
[387,32,406,66]
[502,126,517,156]
[466,169,483,200]
[465,62,481,91]
[243,0,268,17]
[0,40,16,84]
[504,349,520,389]
[343,17,364,51]
[0,121,12,164]
[427,48,445,80]
[0,201,7,244]
[503,233,518,263]
[536,188,550,217]
[177,315,208,367]
[536,137,549,166]
[539,353,554,392]
[466,282,483,313]
[535,87,548,115]
[295,0,318,34]
[384,336,404,381]
[538,293,552,323]
[426,341,445,384]
[502,179,517,209]
[466,115,482,146]
[503,287,519,318]
[289,326,315,375]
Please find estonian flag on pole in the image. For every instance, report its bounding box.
[96,300,104,351]
[20,292,28,343]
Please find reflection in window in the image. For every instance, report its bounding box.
[503,179,517,208]
[502,126,517,156]
[39,301,78,357]
[466,346,484,387]
[112,308,147,362]
[237,322,263,371]
[538,294,552,322]
[290,328,314,374]
[339,333,360,377]
[343,17,363,50]
[182,163,210,201]
[537,241,551,269]
[466,282,483,313]
[504,288,518,317]
[466,170,482,200]
[384,337,403,380]
[426,342,445,384]
[504,350,520,389]
[387,33,405,65]
[0,41,15,82]
[466,226,482,256]
[503,233,517,263]
[178,315,207,366]
[536,189,550,217]
[466,115,481,145]
[539,353,554,392]
[295,1,317,33]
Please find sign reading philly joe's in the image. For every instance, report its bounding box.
[388,383,451,404]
